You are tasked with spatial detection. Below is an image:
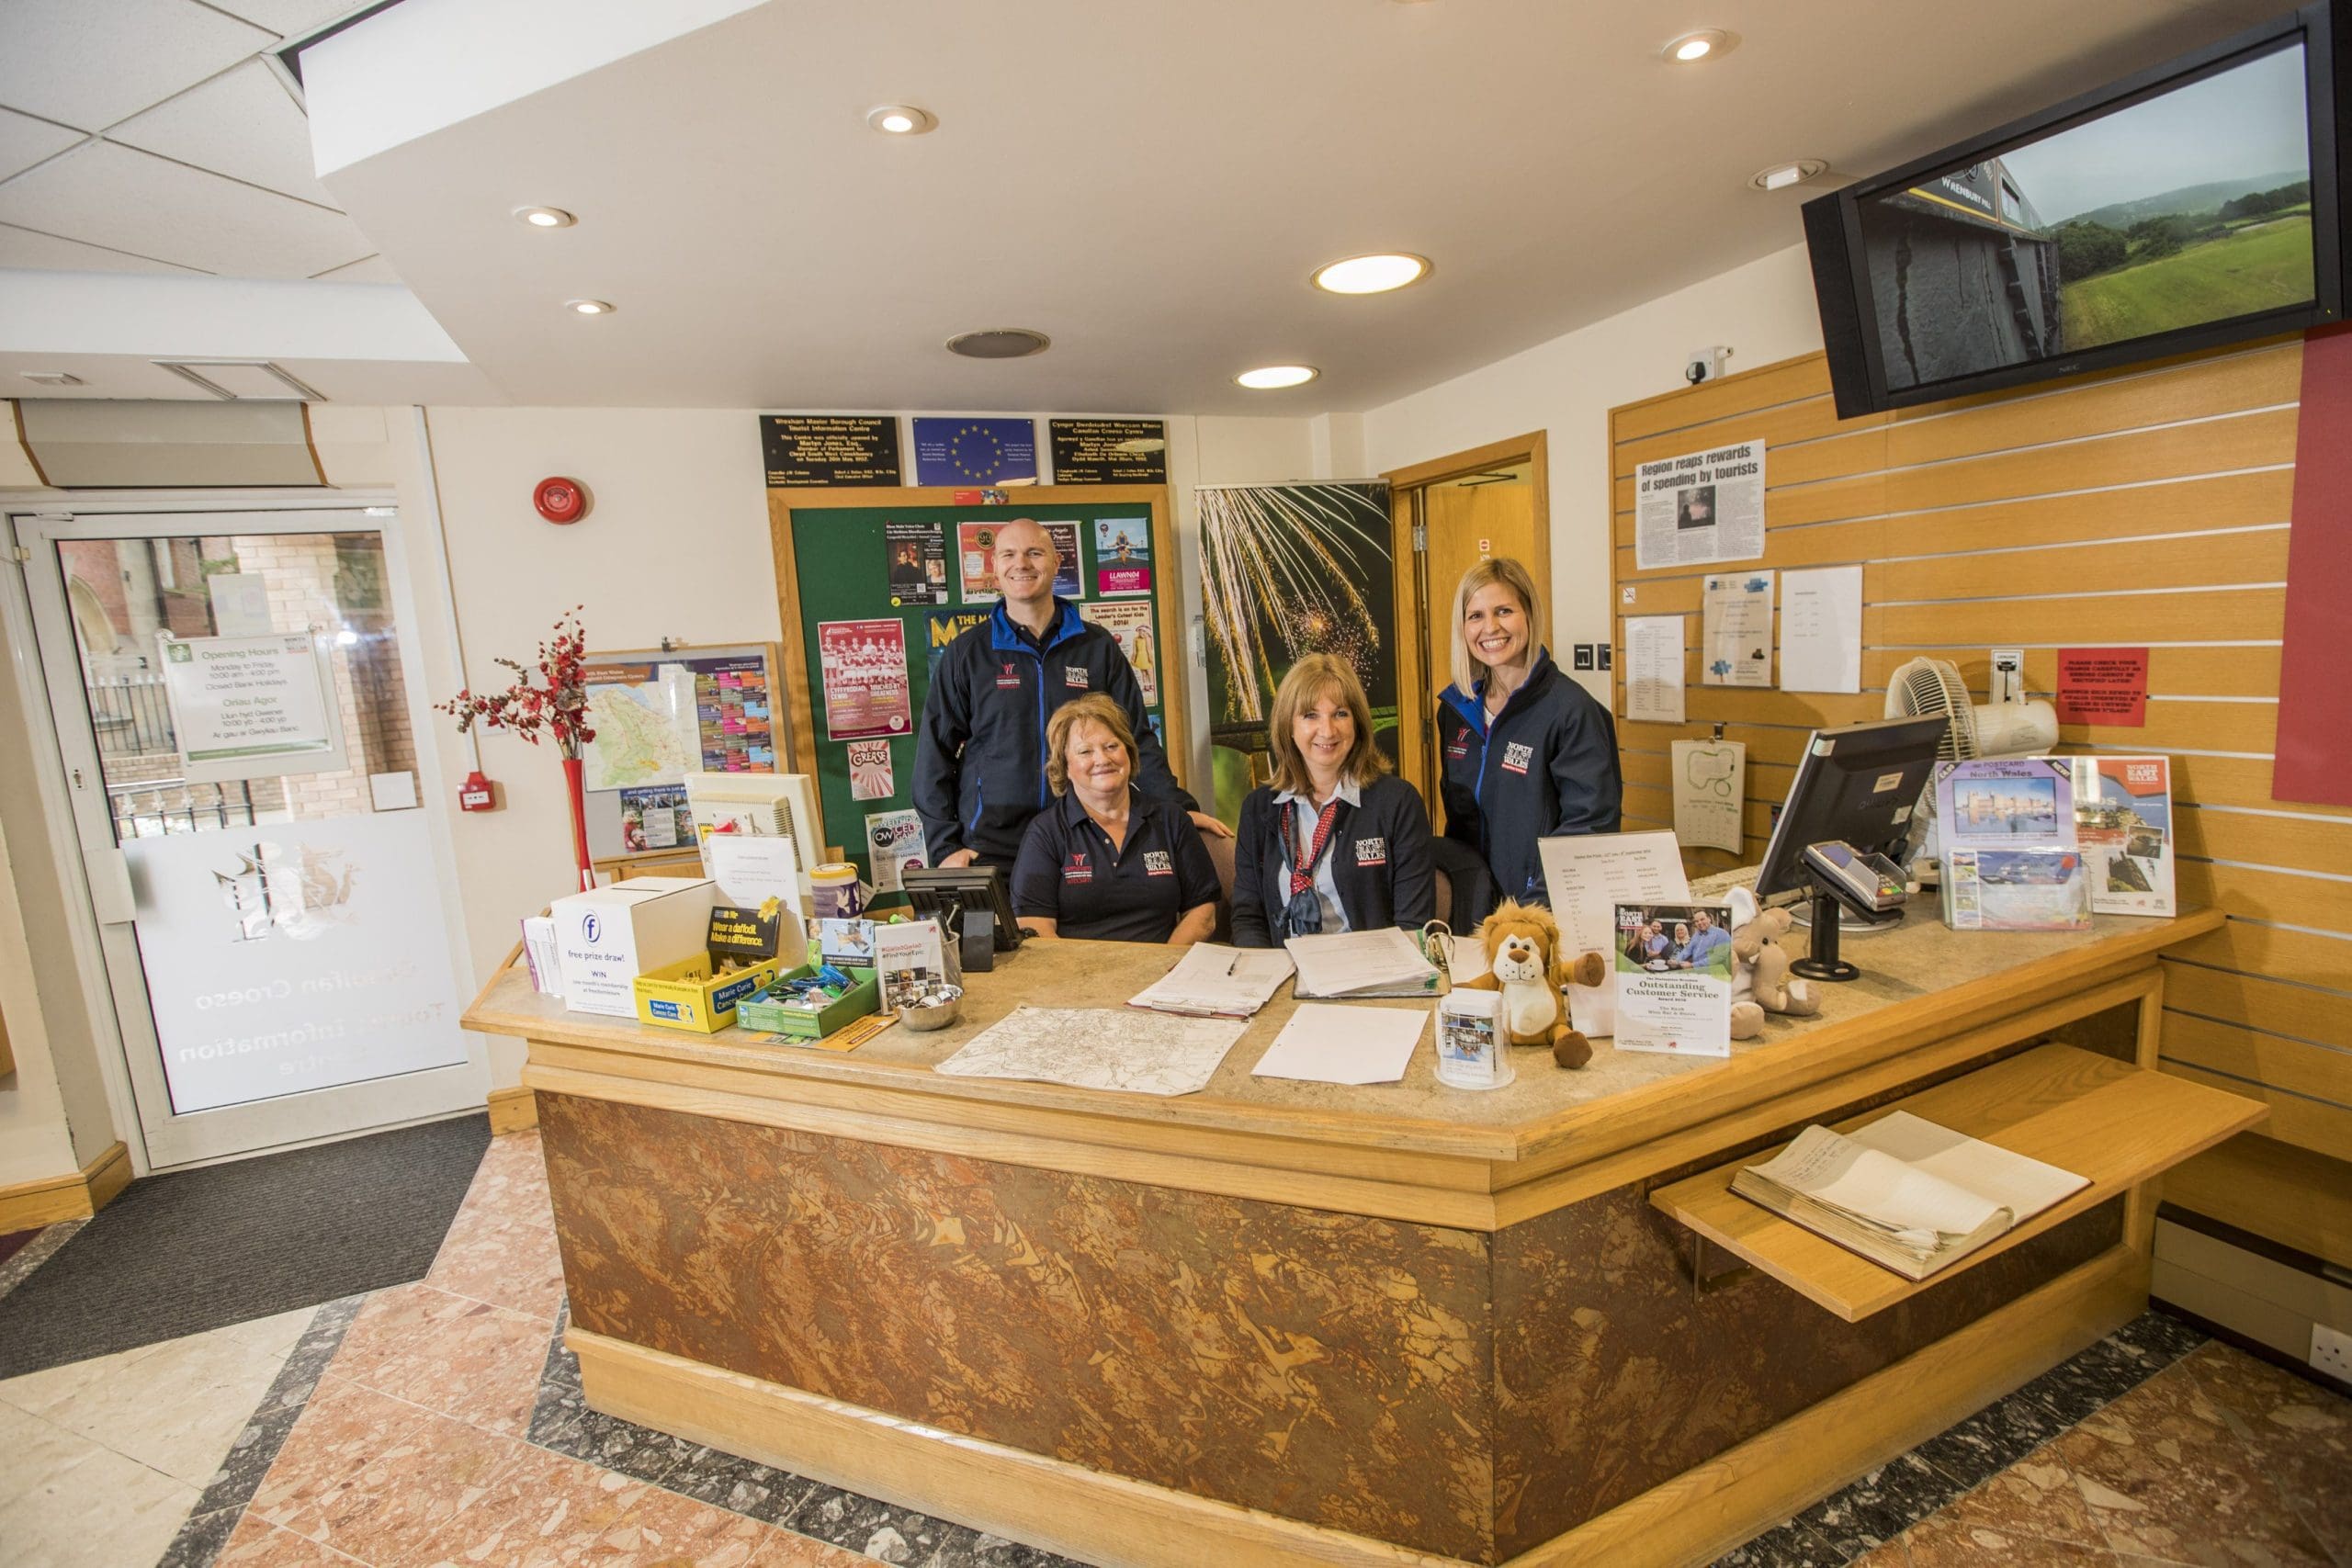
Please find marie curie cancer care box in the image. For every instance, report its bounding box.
[549,876,718,1018]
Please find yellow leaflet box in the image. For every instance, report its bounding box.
[631,953,784,1034]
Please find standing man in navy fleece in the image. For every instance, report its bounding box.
[915,517,1228,871]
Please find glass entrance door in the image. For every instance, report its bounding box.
[17,508,479,1169]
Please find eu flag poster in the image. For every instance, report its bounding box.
[911,418,1038,485]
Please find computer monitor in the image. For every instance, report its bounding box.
[1754,715,1951,914]
[899,863,1023,964]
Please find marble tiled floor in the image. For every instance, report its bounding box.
[2,1125,2346,1568]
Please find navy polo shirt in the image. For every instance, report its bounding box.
[1010,788,1221,943]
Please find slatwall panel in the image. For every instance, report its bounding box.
[1607,341,2350,1260]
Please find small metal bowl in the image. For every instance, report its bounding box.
[896,987,964,1032]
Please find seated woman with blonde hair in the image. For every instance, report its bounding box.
[1230,654,1434,948]
[1010,694,1220,943]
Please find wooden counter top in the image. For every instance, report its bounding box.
[468,907,2219,1228]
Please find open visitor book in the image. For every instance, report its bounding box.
[1732,1112,2089,1280]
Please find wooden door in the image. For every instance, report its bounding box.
[1419,473,1537,703]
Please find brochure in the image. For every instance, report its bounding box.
[1934,757,2075,855]
[1612,901,1735,1056]
[872,919,949,1010]
[2071,755,2175,916]
[1941,847,2092,931]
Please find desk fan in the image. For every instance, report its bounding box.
[1884,657,2058,872]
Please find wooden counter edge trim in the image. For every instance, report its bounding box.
[566,1243,2143,1568]
[1493,970,2164,1223]
[1508,930,2199,1174]
[467,982,1524,1162]
[1501,1244,2145,1568]
[524,1064,1503,1231]
[569,1327,1471,1568]
[522,1037,1499,1196]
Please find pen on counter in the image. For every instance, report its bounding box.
[1224,953,1239,976]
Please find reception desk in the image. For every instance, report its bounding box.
[463,907,2257,1568]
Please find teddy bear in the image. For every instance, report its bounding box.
[1454,898,1609,1068]
[1726,885,1821,1039]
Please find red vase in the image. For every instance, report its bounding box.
[561,754,595,891]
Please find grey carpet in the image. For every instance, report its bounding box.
[0,1111,491,1379]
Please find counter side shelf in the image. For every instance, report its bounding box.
[1648,1042,2266,1322]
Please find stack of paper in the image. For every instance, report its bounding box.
[1128,943,1294,1018]
[1251,1004,1427,1085]
[1284,928,1440,998]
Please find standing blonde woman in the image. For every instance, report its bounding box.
[1436,558,1621,908]
[1230,654,1433,947]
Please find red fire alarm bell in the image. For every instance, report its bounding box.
[534,476,589,525]
[458,770,499,811]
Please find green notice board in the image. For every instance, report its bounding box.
[775,491,1182,887]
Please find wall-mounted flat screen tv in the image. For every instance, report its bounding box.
[1805,2,2346,417]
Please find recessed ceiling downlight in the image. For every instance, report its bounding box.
[1664,28,1735,62]
[1313,253,1431,295]
[946,328,1050,359]
[514,206,575,228]
[867,104,938,135]
[566,299,615,315]
[1237,365,1318,390]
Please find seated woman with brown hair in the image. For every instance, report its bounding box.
[1009,694,1220,944]
[1230,654,1434,948]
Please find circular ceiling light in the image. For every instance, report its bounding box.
[1663,29,1735,62]
[1749,159,1828,192]
[514,206,575,228]
[866,104,938,136]
[1236,365,1318,390]
[1312,253,1431,295]
[946,328,1050,358]
[565,299,615,315]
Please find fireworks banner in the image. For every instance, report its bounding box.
[1198,480,1396,823]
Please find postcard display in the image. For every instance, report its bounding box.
[783,498,1179,888]
[1934,757,2091,931]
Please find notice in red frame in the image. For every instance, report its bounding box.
[2054,648,2149,728]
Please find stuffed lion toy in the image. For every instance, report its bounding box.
[1454,898,1608,1068]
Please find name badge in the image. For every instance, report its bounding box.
[1354,837,1387,867]
[1500,740,1534,774]
[1065,665,1090,689]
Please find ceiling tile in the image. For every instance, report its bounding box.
[0,0,274,132]
[311,252,400,283]
[200,1,373,41]
[110,58,337,207]
[0,107,84,182]
[0,220,208,274]
[0,141,375,276]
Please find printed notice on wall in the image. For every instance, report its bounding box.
[1623,615,1687,724]
[2055,648,2149,727]
[1634,439,1766,570]
[817,619,912,741]
[1672,738,1748,854]
[864,807,929,894]
[1780,565,1864,694]
[1702,571,1774,687]
[160,632,347,784]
